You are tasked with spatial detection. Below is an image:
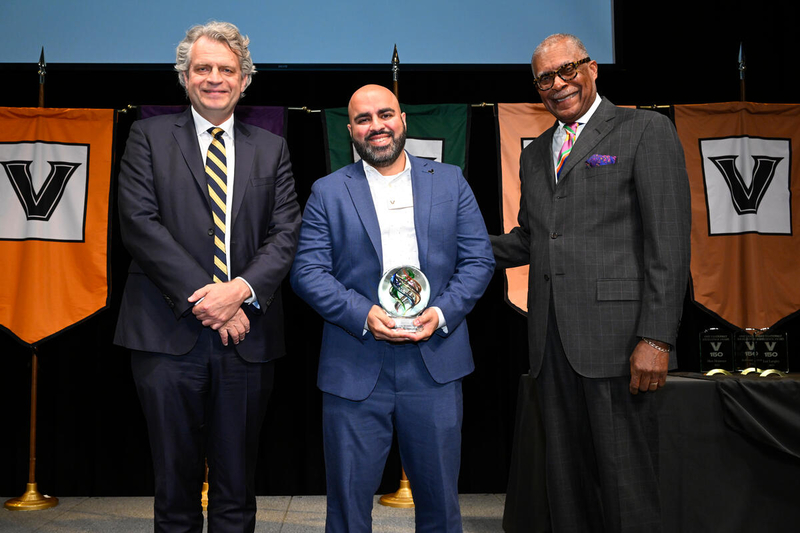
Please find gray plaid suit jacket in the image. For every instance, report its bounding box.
[492,98,691,378]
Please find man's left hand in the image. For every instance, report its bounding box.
[218,308,251,346]
[404,308,440,343]
[629,339,669,394]
[188,279,251,330]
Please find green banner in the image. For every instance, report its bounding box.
[324,103,470,175]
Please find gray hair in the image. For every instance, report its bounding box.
[175,21,255,93]
[531,33,589,75]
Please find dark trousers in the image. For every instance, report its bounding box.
[537,302,661,533]
[131,328,274,533]
[322,344,463,533]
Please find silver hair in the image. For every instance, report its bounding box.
[174,21,255,93]
[531,33,589,75]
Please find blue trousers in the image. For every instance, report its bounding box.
[322,344,463,533]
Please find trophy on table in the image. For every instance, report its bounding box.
[378,266,430,332]
[734,328,790,375]
[753,330,789,374]
[734,328,763,373]
[699,328,734,374]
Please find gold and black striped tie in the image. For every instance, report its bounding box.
[205,127,228,283]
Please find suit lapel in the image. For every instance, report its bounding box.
[538,123,558,193]
[230,120,253,229]
[409,155,431,271]
[173,109,207,204]
[559,98,616,182]
[344,163,383,268]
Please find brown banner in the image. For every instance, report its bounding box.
[496,103,557,313]
[674,102,800,329]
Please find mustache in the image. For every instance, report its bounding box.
[551,88,576,100]
[366,130,392,140]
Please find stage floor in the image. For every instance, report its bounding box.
[1,494,506,532]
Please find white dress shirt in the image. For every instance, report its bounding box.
[550,93,602,182]
[191,107,257,305]
[362,153,446,331]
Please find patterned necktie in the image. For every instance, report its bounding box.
[555,122,579,181]
[205,127,228,283]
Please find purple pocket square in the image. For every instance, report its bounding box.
[586,154,617,167]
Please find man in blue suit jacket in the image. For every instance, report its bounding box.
[115,22,300,533]
[291,84,494,533]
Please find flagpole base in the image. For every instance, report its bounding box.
[378,478,415,508]
[4,483,59,511]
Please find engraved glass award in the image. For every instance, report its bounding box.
[699,328,734,373]
[377,266,430,331]
[754,330,789,373]
[734,328,763,372]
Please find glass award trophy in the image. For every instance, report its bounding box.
[754,330,789,373]
[378,266,430,332]
[734,329,761,372]
[699,328,734,374]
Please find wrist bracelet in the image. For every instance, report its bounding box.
[642,337,670,353]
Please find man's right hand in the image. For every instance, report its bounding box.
[367,305,413,342]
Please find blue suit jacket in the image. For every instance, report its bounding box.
[290,154,494,401]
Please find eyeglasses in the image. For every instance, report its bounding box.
[533,57,592,91]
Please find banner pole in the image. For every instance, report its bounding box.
[738,42,746,102]
[5,49,59,512]
[379,468,415,508]
[380,44,416,510]
[392,45,400,100]
[201,458,209,510]
[4,345,59,510]
[38,47,46,108]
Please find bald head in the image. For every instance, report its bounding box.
[348,84,401,122]
[346,84,407,174]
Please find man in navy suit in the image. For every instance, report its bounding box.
[114,21,301,533]
[291,84,494,533]
[492,34,691,531]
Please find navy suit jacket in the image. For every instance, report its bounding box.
[114,109,301,362]
[290,155,495,401]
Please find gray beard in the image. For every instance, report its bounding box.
[353,129,407,168]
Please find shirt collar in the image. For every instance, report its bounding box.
[191,107,235,139]
[361,150,412,182]
[558,93,602,129]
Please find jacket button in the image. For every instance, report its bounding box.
[544,274,550,281]
[208,228,214,236]
[550,232,559,239]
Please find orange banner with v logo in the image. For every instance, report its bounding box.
[674,102,800,329]
[0,107,115,345]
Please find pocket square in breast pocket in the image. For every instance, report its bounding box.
[586,154,617,168]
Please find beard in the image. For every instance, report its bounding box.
[352,125,407,168]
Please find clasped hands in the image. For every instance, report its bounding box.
[367,305,439,343]
[188,279,251,346]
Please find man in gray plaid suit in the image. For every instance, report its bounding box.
[491,34,691,532]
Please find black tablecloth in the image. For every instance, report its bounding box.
[503,373,800,533]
